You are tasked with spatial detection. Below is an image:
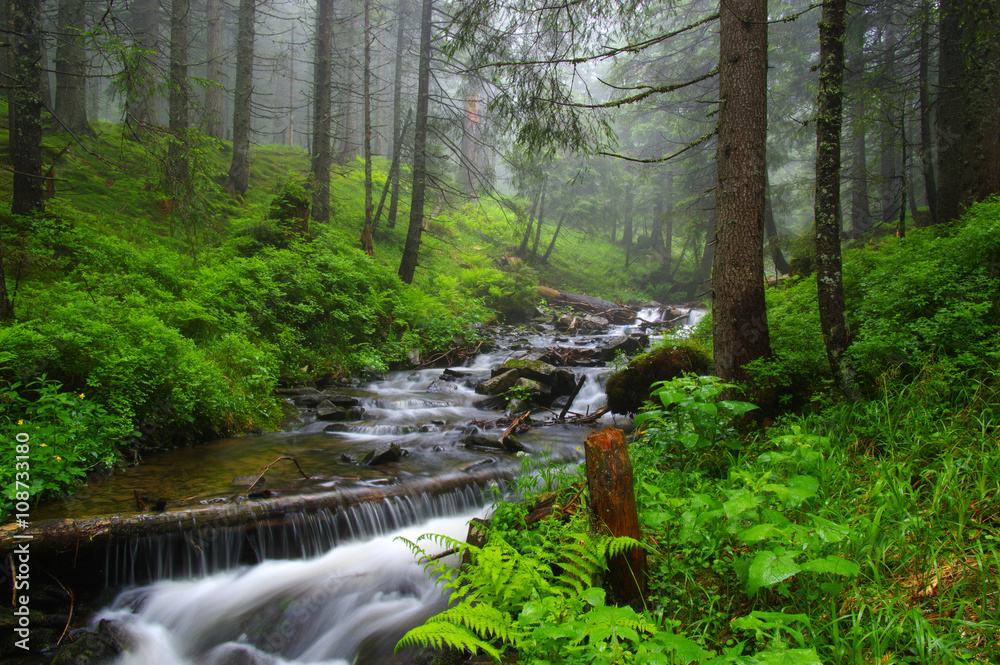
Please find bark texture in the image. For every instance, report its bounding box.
[227,0,255,198]
[711,0,770,387]
[815,0,859,400]
[398,0,433,284]
[311,0,334,222]
[167,0,190,188]
[10,0,44,215]
[584,426,646,609]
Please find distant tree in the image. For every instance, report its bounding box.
[167,0,190,187]
[361,0,374,254]
[711,0,770,388]
[204,0,224,139]
[937,0,1000,223]
[226,0,255,198]
[10,0,44,215]
[124,0,159,132]
[54,0,90,135]
[398,0,433,284]
[917,0,937,224]
[814,0,859,400]
[311,0,334,223]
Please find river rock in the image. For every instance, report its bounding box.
[293,392,329,407]
[315,401,347,420]
[50,619,132,665]
[600,332,649,360]
[362,442,402,466]
[461,434,527,453]
[472,395,508,410]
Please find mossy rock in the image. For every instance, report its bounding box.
[605,343,712,414]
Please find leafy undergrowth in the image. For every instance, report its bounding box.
[401,369,1000,663]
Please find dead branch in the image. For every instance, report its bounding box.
[247,456,311,493]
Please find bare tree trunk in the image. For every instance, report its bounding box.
[10,0,44,215]
[54,0,89,135]
[397,0,433,284]
[226,0,254,198]
[712,0,770,389]
[918,0,937,225]
[204,0,223,139]
[125,0,159,132]
[387,1,408,229]
[541,211,566,263]
[361,0,374,254]
[815,0,859,401]
[167,0,190,189]
[311,0,334,223]
[764,171,790,275]
[531,185,545,260]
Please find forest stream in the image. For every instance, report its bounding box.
[22,306,702,665]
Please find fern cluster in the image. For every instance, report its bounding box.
[396,519,705,664]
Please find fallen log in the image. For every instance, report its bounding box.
[0,469,516,557]
[584,426,647,609]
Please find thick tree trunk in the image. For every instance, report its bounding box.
[712,0,770,389]
[361,0,374,253]
[918,1,937,225]
[815,0,859,401]
[387,1,408,229]
[398,0,433,284]
[459,92,481,198]
[584,426,646,609]
[54,0,89,135]
[10,0,44,215]
[311,0,334,222]
[204,0,224,139]
[167,0,190,188]
[227,0,254,198]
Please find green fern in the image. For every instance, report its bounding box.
[395,618,503,662]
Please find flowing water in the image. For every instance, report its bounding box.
[56,308,701,665]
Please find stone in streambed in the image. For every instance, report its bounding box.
[362,442,402,466]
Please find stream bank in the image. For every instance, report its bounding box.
[3,300,700,664]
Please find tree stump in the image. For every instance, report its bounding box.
[584,426,647,608]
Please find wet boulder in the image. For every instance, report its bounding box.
[50,619,131,665]
[600,332,649,361]
[605,342,712,414]
[474,357,577,407]
[362,442,403,466]
[461,434,527,453]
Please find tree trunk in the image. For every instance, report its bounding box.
[712,0,770,389]
[397,0,433,284]
[387,1,408,229]
[541,211,566,263]
[584,426,646,609]
[361,0,374,254]
[918,1,937,225]
[531,185,545,260]
[125,0,159,132]
[204,0,224,139]
[226,0,254,198]
[310,0,334,222]
[622,181,633,269]
[459,91,481,198]
[10,0,44,215]
[764,170,790,275]
[815,0,859,401]
[167,0,190,189]
[0,224,12,319]
[54,0,89,135]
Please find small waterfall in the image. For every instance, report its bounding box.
[97,510,481,665]
[105,484,488,586]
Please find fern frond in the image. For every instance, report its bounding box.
[605,535,643,559]
[395,620,502,663]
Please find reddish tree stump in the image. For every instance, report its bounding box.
[584,426,647,608]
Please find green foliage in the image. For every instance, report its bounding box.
[844,198,1000,377]
[0,376,127,516]
[396,525,691,665]
[634,374,757,473]
[605,340,713,415]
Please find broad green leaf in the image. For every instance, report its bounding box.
[747,549,801,594]
[580,587,606,607]
[724,490,762,519]
[737,523,782,543]
[756,648,823,665]
[693,401,718,417]
[655,632,707,661]
[800,555,860,577]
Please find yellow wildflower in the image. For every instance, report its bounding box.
[79,393,85,399]
[39,443,47,447]
[17,419,23,425]
[54,456,62,461]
